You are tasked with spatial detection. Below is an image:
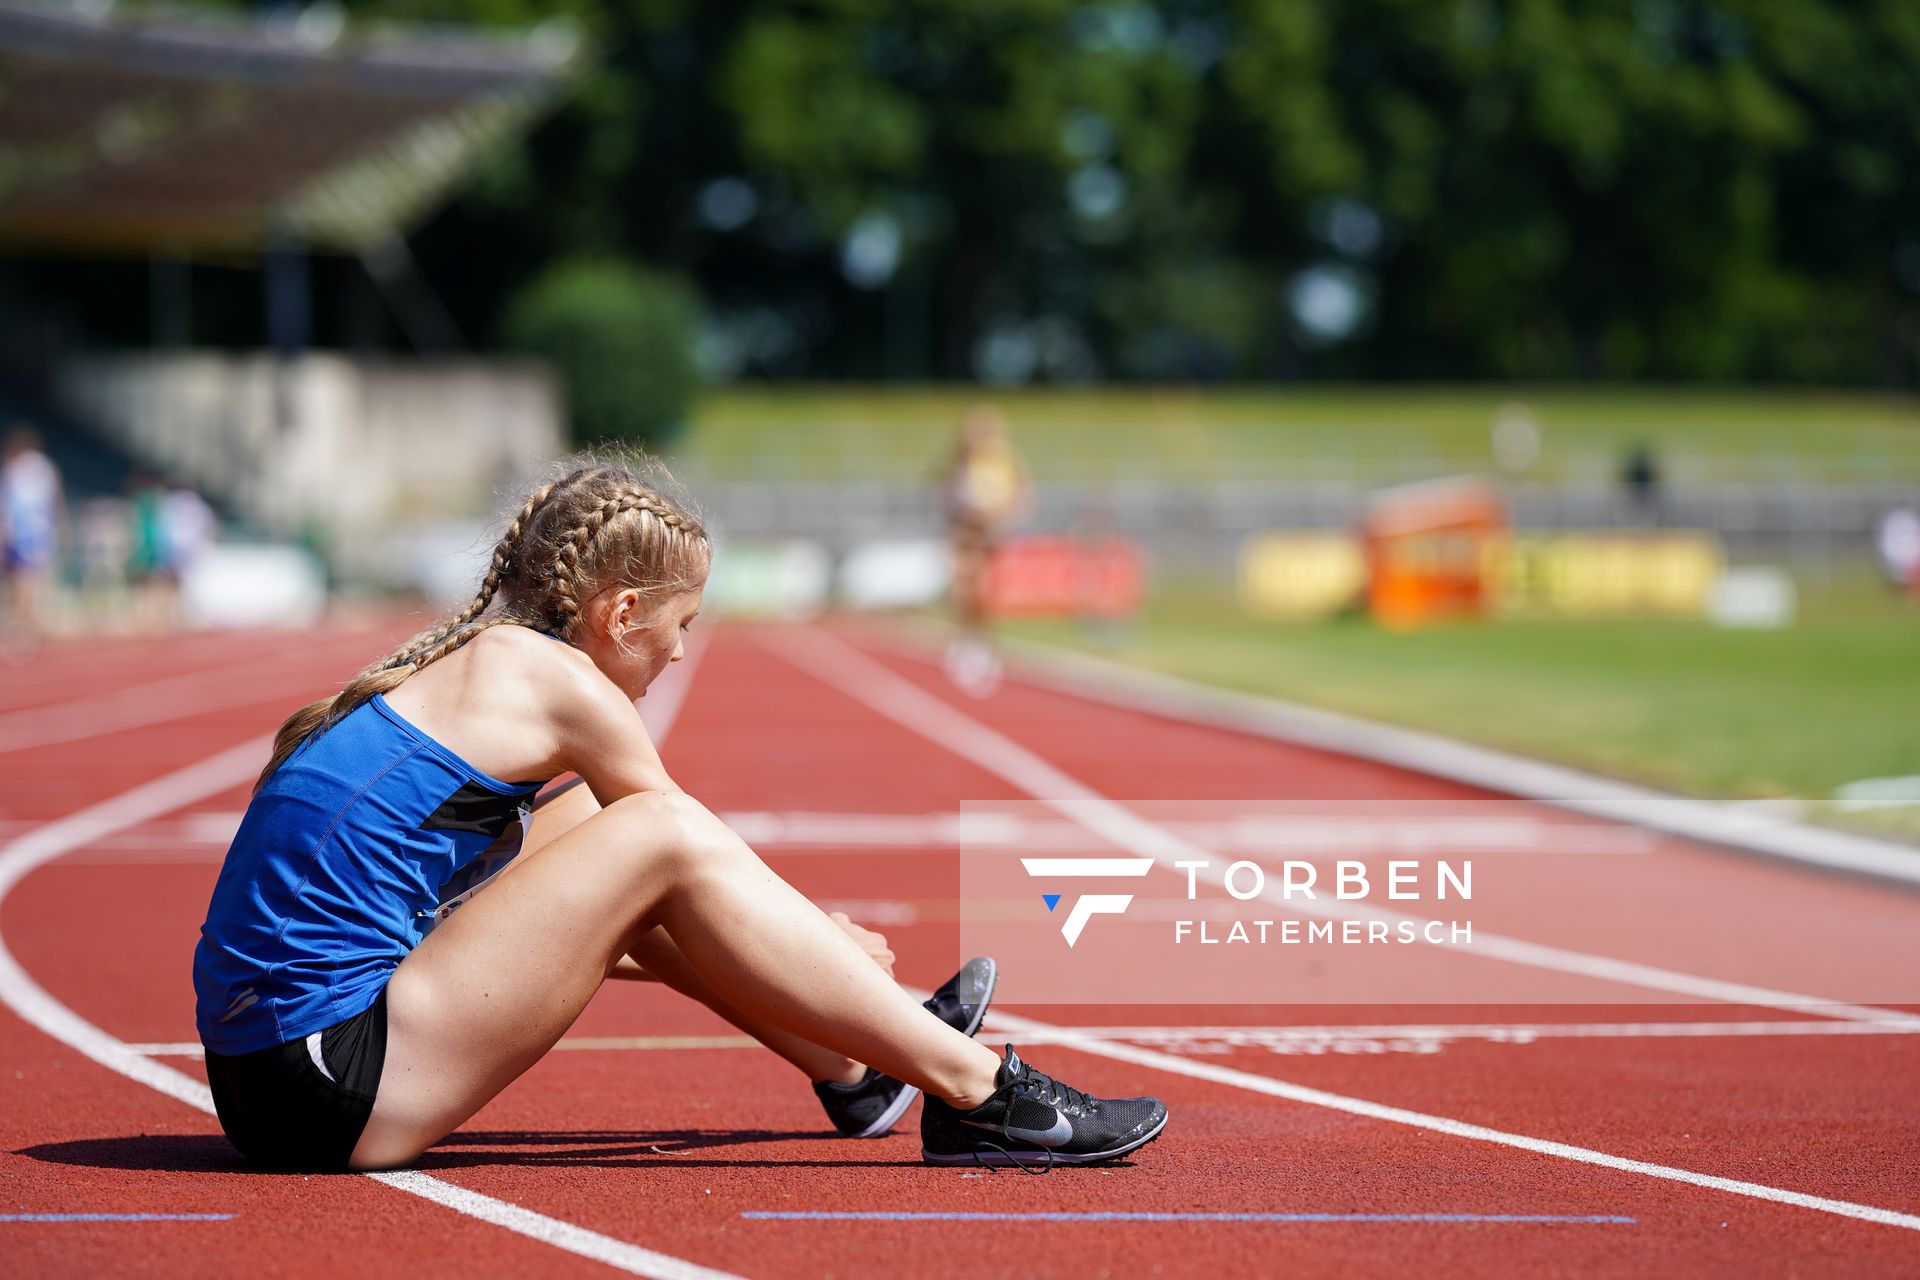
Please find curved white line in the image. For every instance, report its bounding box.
[807,629,1920,1235]
[0,632,372,754]
[993,635,1920,886]
[983,1004,1920,1234]
[782,629,1916,1023]
[0,741,739,1278]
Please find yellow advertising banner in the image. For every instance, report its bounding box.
[1238,533,1367,619]
[1239,531,1725,620]
[1489,533,1723,617]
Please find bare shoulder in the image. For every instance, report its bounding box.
[456,621,599,702]
[463,624,627,718]
[459,626,671,795]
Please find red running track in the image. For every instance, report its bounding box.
[2,620,1918,1278]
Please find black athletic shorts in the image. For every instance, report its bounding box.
[203,989,388,1172]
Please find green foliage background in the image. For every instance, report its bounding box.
[502,259,700,445]
[222,2,1920,384]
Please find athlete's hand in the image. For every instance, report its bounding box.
[829,910,895,977]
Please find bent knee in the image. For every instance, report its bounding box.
[601,789,709,841]
[601,791,744,875]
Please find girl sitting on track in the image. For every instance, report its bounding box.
[193,460,1167,1173]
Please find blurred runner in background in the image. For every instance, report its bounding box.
[2,424,64,649]
[940,404,1029,696]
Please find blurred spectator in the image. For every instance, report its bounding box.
[74,495,133,632]
[1874,507,1920,599]
[1621,441,1663,514]
[2,424,64,647]
[128,471,174,636]
[940,404,1031,695]
[163,477,217,583]
[124,473,217,636]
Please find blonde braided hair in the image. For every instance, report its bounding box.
[256,462,707,789]
[549,487,698,639]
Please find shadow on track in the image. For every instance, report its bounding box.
[17,1134,248,1173]
[17,1128,924,1173]
[416,1128,903,1169]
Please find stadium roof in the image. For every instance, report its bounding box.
[0,0,580,253]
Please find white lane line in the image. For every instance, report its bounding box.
[36,806,1649,860]
[997,1020,1920,1044]
[367,1170,735,1280]
[0,638,304,716]
[978,1005,1920,1234]
[0,758,740,1277]
[987,633,1920,886]
[0,634,369,755]
[123,1018,1920,1060]
[0,739,279,1114]
[724,810,1649,855]
[796,631,1920,1234]
[777,629,1916,1026]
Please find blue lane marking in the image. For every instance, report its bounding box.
[0,1213,235,1223]
[741,1212,1634,1224]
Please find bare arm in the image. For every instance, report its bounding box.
[536,654,681,802]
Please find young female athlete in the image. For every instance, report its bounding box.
[193,461,1167,1172]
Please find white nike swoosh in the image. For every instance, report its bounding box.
[960,1112,1074,1147]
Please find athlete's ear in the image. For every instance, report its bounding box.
[608,587,645,636]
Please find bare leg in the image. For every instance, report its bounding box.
[626,926,864,1085]
[352,790,1001,1169]
[950,526,990,634]
[525,781,863,1084]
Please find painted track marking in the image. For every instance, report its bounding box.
[721,809,1651,854]
[740,1212,1637,1225]
[32,805,1650,860]
[798,630,1920,1234]
[777,629,1915,1025]
[0,1213,235,1223]
[990,631,1920,885]
[0,632,373,754]
[0,728,742,1277]
[985,1002,1920,1235]
[114,1017,1920,1060]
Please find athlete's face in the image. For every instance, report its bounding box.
[583,583,705,700]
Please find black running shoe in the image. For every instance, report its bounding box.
[814,956,999,1138]
[921,1044,1167,1170]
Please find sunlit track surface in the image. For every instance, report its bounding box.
[3,619,1919,1278]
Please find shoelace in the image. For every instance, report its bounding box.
[963,1065,1094,1174]
[1014,1066,1095,1114]
[971,1136,1055,1175]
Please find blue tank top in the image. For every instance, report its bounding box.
[194,694,544,1055]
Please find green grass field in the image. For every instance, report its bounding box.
[685,383,1919,831]
[1002,581,1920,821]
[685,385,1920,482]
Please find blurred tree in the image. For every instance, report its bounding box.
[23,0,1920,385]
[502,257,700,446]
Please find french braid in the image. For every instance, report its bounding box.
[255,463,703,791]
